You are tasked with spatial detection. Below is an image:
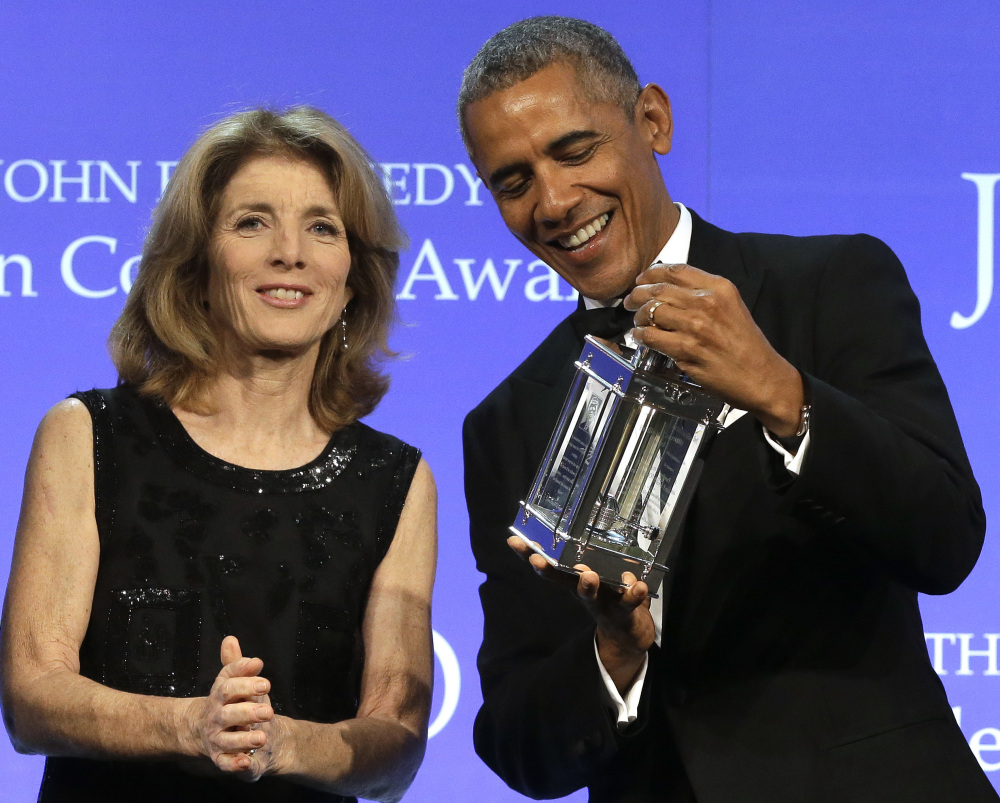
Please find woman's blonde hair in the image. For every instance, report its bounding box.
[110,106,406,432]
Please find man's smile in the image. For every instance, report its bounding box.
[551,211,613,251]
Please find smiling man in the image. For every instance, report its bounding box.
[459,16,995,803]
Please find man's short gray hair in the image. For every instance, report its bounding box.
[457,16,642,150]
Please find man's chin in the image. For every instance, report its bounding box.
[571,277,635,304]
[541,252,638,303]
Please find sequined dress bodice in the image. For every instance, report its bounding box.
[39,385,420,803]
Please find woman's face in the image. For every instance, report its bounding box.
[208,154,353,359]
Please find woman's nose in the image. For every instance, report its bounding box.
[269,228,306,268]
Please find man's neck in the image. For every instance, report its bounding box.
[583,203,693,309]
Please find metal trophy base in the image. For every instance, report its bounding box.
[510,531,664,597]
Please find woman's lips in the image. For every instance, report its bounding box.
[257,286,311,307]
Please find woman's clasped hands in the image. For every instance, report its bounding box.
[184,635,284,780]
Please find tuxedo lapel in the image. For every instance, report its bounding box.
[507,318,587,478]
[687,210,763,315]
[509,372,577,476]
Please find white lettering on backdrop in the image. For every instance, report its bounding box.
[0,254,38,297]
[953,172,999,329]
[1,234,573,303]
[381,163,484,206]
[60,235,140,298]
[0,159,141,203]
[954,707,1000,772]
[396,239,577,302]
[925,633,1000,676]
[929,633,1000,772]
[0,159,485,207]
[429,630,460,739]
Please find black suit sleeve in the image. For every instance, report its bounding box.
[771,234,985,593]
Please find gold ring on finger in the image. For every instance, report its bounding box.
[647,300,665,327]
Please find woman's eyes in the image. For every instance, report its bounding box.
[310,221,341,236]
[232,217,340,236]
[235,215,264,231]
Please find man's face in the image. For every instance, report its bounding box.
[464,62,677,303]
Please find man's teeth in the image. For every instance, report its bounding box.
[264,288,304,300]
[561,213,610,248]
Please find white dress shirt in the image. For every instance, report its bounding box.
[584,203,811,726]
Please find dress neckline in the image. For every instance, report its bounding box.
[133,388,360,494]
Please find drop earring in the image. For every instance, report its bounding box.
[340,313,349,350]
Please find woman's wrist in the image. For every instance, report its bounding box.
[173,696,205,758]
[264,714,296,777]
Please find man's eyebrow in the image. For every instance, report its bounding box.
[546,129,602,154]
[486,129,603,189]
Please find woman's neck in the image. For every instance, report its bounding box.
[172,349,333,471]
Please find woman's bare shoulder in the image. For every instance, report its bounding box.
[23,397,96,498]
[33,397,93,444]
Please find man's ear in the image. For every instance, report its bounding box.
[635,83,673,156]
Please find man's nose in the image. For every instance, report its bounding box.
[534,170,581,228]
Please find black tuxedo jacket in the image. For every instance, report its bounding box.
[464,212,995,802]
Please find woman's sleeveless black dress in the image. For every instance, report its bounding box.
[38,385,420,803]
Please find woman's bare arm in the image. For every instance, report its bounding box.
[1,400,193,757]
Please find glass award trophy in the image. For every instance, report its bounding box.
[510,335,729,592]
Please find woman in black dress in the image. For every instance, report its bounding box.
[1,106,437,803]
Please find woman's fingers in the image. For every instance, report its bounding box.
[214,699,273,730]
[184,636,276,776]
[212,723,267,754]
[216,675,270,704]
[220,634,243,666]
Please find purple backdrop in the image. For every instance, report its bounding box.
[1,1,997,799]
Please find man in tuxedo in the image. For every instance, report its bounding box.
[459,15,995,803]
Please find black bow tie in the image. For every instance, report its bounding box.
[570,302,636,341]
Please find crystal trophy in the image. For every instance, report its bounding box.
[510,335,729,592]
